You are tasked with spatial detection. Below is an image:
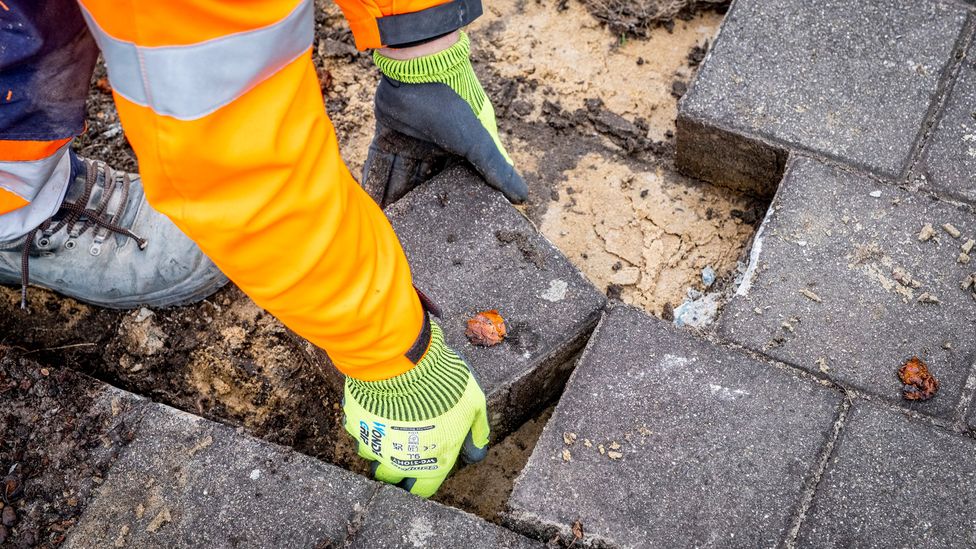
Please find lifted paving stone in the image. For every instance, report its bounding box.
[66,401,375,548]
[677,0,970,194]
[348,486,542,548]
[718,157,976,419]
[386,166,607,436]
[797,402,976,548]
[917,40,976,207]
[507,305,842,548]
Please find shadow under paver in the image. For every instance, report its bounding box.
[677,0,971,195]
[507,305,842,548]
[917,39,976,207]
[718,157,976,419]
[386,166,607,436]
[66,401,375,548]
[797,402,976,548]
[348,486,542,548]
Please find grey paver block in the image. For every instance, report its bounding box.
[677,0,970,194]
[66,402,375,548]
[508,305,842,548]
[348,486,542,548]
[718,157,976,418]
[918,41,976,206]
[386,166,607,436]
[797,402,976,548]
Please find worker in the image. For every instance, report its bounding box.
[0,0,527,498]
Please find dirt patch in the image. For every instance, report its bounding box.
[0,348,139,548]
[541,152,759,314]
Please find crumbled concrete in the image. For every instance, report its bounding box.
[386,166,607,436]
[718,157,976,419]
[677,0,970,193]
[917,41,976,207]
[65,403,375,548]
[348,486,542,548]
[507,305,842,548]
[797,402,976,548]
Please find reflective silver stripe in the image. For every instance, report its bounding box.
[0,143,70,204]
[0,144,72,241]
[79,0,313,121]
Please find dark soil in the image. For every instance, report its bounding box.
[0,348,140,548]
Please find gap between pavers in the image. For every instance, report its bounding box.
[676,0,971,196]
[718,156,976,420]
[64,381,542,548]
[916,37,976,207]
[506,304,844,548]
[795,400,976,548]
[383,165,607,438]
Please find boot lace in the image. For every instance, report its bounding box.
[20,159,147,310]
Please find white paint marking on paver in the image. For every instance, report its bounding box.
[539,279,568,302]
[657,354,690,373]
[407,516,435,547]
[736,220,766,298]
[708,383,750,401]
[249,469,261,480]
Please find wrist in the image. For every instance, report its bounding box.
[378,30,461,60]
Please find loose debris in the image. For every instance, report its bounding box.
[465,310,507,346]
[898,357,939,401]
[916,292,940,304]
[816,357,830,373]
[562,449,573,462]
[917,223,936,242]
[942,223,961,239]
[799,288,822,303]
[563,432,578,445]
[892,266,921,288]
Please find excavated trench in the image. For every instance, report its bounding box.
[2,0,770,534]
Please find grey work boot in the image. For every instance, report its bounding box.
[0,155,228,309]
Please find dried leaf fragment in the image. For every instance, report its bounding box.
[898,357,939,401]
[465,310,507,346]
[572,520,584,542]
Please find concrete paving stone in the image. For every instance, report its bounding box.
[677,0,970,194]
[348,486,543,548]
[917,39,976,206]
[385,166,607,437]
[65,402,376,548]
[507,305,843,548]
[797,401,976,548]
[718,156,976,419]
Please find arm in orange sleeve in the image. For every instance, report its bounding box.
[77,0,425,381]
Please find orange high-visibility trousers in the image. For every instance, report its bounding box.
[76,0,479,380]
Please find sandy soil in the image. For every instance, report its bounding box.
[5,0,762,527]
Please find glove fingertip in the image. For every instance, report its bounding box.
[461,430,489,464]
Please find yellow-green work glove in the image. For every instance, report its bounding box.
[343,318,490,497]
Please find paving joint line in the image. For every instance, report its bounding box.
[904,13,976,183]
[953,360,976,431]
[780,396,852,549]
[339,483,382,548]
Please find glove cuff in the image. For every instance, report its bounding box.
[345,319,471,421]
[373,31,471,83]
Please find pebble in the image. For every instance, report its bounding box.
[869,190,882,198]
[1,506,14,527]
[701,266,717,287]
